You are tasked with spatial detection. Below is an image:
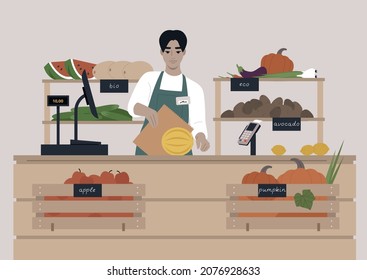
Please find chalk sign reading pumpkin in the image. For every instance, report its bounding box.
[258,184,287,197]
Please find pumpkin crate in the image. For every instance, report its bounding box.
[32,183,145,231]
[226,184,339,231]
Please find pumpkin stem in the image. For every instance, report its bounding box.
[291,158,305,169]
[277,48,287,55]
[260,165,273,173]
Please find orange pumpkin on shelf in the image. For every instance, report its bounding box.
[278,158,326,184]
[242,165,278,184]
[261,48,294,74]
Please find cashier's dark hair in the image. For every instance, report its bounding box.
[159,30,187,51]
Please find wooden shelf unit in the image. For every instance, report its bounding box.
[213,77,325,155]
[42,79,140,144]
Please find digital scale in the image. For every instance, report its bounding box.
[41,70,108,155]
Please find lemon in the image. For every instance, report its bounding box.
[272,145,286,155]
[300,144,314,155]
[313,143,329,156]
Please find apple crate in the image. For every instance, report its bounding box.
[31,183,145,231]
[226,184,339,231]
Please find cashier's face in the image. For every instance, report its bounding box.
[161,40,186,70]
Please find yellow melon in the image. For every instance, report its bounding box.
[161,127,193,155]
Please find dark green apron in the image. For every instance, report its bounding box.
[135,71,192,155]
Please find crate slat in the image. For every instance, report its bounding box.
[32,184,145,196]
[32,201,145,213]
[226,201,339,213]
[226,184,339,196]
[32,217,145,230]
[227,217,339,230]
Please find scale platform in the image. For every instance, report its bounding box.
[41,143,108,155]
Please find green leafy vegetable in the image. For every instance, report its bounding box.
[326,142,344,184]
[294,189,315,210]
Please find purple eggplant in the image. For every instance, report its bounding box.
[237,64,267,78]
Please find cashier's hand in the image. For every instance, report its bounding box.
[134,103,158,127]
[145,107,158,127]
[195,132,210,152]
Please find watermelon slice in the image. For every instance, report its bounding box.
[44,61,72,80]
[65,59,96,79]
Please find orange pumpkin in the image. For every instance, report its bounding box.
[278,158,326,184]
[261,48,294,74]
[242,165,278,184]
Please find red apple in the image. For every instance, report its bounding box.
[79,175,94,184]
[100,170,115,184]
[71,168,86,183]
[89,174,102,184]
[115,171,130,184]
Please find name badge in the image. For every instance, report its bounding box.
[176,96,190,106]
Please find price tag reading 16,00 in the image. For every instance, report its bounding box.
[47,95,69,107]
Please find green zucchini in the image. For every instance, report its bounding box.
[52,111,74,120]
[100,109,132,121]
[71,104,119,114]
[258,71,303,78]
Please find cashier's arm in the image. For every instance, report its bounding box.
[134,103,158,127]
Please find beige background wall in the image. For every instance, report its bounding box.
[1,0,366,259]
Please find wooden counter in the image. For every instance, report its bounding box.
[13,155,356,259]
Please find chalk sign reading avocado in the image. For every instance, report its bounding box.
[258,184,287,197]
[230,78,259,91]
[73,184,102,197]
[272,117,301,131]
[100,80,128,93]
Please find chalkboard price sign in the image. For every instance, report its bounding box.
[47,95,69,106]
[230,78,259,91]
[258,184,287,197]
[73,184,102,197]
[100,80,128,93]
[273,117,301,131]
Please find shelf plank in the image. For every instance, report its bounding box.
[213,77,325,82]
[42,79,139,83]
[213,117,325,122]
[42,120,144,125]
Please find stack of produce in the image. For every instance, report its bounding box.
[222,48,317,78]
[93,60,153,80]
[44,59,96,80]
[44,59,153,80]
[221,95,313,118]
[52,104,132,121]
[64,169,132,184]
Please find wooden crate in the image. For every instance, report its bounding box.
[226,184,340,231]
[31,183,145,231]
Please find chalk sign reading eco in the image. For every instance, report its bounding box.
[230,78,259,91]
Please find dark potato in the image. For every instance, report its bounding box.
[301,109,314,118]
[270,106,281,117]
[221,110,234,118]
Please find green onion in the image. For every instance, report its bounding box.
[326,141,344,184]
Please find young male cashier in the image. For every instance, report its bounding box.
[128,30,210,155]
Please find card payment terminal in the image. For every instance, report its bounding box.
[238,120,262,146]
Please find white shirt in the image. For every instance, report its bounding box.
[128,71,208,137]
